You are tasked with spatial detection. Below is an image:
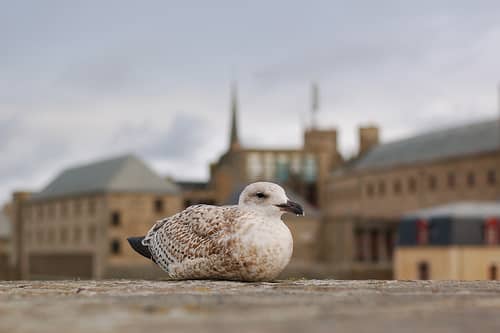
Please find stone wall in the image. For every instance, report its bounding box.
[1,279,500,333]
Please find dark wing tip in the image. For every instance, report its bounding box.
[127,236,152,260]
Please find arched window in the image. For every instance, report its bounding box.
[417,219,429,245]
[418,261,430,280]
[489,264,498,280]
[484,218,499,245]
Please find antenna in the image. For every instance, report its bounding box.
[311,82,319,129]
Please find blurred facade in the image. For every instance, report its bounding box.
[396,202,500,280]
[0,208,12,279]
[3,86,500,280]
[324,119,500,279]
[6,156,181,279]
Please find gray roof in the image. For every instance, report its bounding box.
[355,119,499,170]
[404,201,500,219]
[0,211,11,239]
[176,181,210,191]
[32,154,179,200]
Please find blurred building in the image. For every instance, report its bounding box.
[324,119,500,279]
[396,202,500,280]
[6,85,500,281]
[9,155,182,279]
[0,209,12,279]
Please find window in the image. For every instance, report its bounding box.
[484,218,499,245]
[88,225,97,244]
[24,208,31,222]
[30,206,36,221]
[488,169,496,186]
[263,153,276,179]
[88,199,96,216]
[37,230,44,244]
[428,175,437,191]
[417,219,429,245]
[47,228,55,243]
[370,229,379,262]
[37,205,44,220]
[305,183,318,206]
[60,228,68,244]
[418,261,430,280]
[110,239,121,255]
[408,177,417,193]
[366,184,374,197]
[303,154,317,182]
[74,200,82,217]
[60,202,67,218]
[73,227,82,243]
[25,231,32,244]
[355,229,365,261]
[447,172,455,189]
[154,198,164,214]
[247,153,264,180]
[385,229,395,259]
[111,211,121,226]
[467,172,475,187]
[290,154,301,175]
[48,204,55,219]
[393,180,402,194]
[276,154,291,182]
[489,264,498,280]
[378,181,386,196]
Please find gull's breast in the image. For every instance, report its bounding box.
[234,218,293,281]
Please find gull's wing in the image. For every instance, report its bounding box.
[142,204,249,271]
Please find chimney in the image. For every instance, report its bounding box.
[358,125,379,155]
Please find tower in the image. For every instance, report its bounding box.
[229,82,241,151]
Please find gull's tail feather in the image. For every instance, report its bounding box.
[127,236,152,260]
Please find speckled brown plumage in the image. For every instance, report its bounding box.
[140,182,301,281]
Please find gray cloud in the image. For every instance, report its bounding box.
[2,1,500,202]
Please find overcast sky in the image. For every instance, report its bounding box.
[2,0,500,204]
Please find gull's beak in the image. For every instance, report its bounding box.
[275,200,304,216]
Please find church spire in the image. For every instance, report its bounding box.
[229,82,241,151]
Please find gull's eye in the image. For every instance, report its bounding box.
[256,192,267,199]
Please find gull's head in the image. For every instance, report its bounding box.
[238,182,304,217]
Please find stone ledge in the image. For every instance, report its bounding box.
[2,280,500,333]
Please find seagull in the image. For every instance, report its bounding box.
[127,182,304,281]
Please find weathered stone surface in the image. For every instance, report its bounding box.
[1,279,500,333]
